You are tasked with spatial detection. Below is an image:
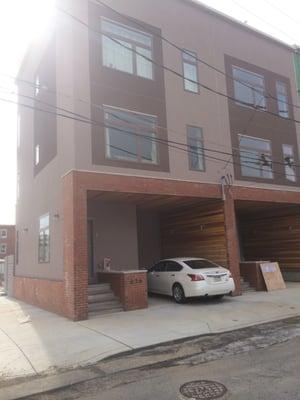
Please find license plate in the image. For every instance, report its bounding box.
[213,276,222,282]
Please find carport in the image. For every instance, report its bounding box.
[63,171,241,320]
[236,200,300,283]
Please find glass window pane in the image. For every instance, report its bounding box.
[102,19,151,47]
[40,214,49,230]
[136,47,153,79]
[239,136,273,179]
[184,63,198,92]
[283,145,296,182]
[233,67,265,108]
[141,133,157,164]
[277,82,289,118]
[102,36,133,74]
[187,127,204,171]
[183,50,197,63]
[106,127,137,161]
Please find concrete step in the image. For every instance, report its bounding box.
[88,292,116,304]
[88,300,123,313]
[88,307,124,318]
[88,284,111,295]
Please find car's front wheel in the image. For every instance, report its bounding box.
[172,283,186,304]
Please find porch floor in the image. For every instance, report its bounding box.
[1,283,300,381]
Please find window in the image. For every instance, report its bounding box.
[187,126,205,171]
[35,76,40,96]
[0,244,7,254]
[165,261,183,272]
[283,144,296,182]
[0,229,7,239]
[233,67,266,109]
[153,262,166,272]
[184,259,220,269]
[104,106,158,165]
[101,19,153,79]
[35,145,40,166]
[182,50,199,93]
[239,135,273,179]
[276,82,289,118]
[38,214,50,263]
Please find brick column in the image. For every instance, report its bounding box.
[63,172,88,320]
[224,187,241,295]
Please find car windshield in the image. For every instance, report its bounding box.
[184,259,220,269]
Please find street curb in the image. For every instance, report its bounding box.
[0,369,100,400]
[1,314,300,400]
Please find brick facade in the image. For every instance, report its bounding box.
[13,276,67,316]
[99,271,148,311]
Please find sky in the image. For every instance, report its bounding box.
[0,0,299,225]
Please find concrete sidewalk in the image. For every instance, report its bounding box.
[0,283,300,382]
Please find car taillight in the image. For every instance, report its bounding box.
[228,272,232,278]
[188,274,205,281]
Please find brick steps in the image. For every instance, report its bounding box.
[88,284,123,317]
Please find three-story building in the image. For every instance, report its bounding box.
[15,0,300,320]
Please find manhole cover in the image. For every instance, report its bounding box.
[180,380,227,399]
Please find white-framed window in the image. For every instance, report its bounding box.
[0,229,7,239]
[35,145,40,166]
[0,244,7,254]
[104,106,158,165]
[38,214,50,263]
[239,135,273,179]
[276,81,289,118]
[101,18,153,80]
[182,50,199,93]
[35,76,40,96]
[233,66,266,110]
[187,126,205,171]
[283,144,296,182]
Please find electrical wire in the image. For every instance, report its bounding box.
[56,5,300,128]
[91,0,300,112]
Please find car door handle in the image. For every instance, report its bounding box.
[171,274,175,277]
[155,274,160,277]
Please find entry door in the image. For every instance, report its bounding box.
[87,219,96,284]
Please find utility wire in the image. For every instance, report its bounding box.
[4,92,298,179]
[92,0,300,112]
[56,5,300,128]
[6,85,297,169]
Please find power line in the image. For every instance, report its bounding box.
[4,91,298,179]
[56,5,300,128]
[261,0,300,27]
[5,84,297,170]
[91,0,300,112]
[231,0,299,44]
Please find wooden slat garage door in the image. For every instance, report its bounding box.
[160,201,228,267]
[240,205,300,272]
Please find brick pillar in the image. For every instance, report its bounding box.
[63,172,88,320]
[224,187,241,295]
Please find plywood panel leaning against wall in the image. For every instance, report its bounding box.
[160,201,228,267]
[260,262,286,291]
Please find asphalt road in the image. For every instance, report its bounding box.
[25,317,300,400]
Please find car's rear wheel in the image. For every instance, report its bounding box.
[172,283,186,304]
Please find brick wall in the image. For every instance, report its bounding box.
[99,271,148,311]
[13,276,68,316]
